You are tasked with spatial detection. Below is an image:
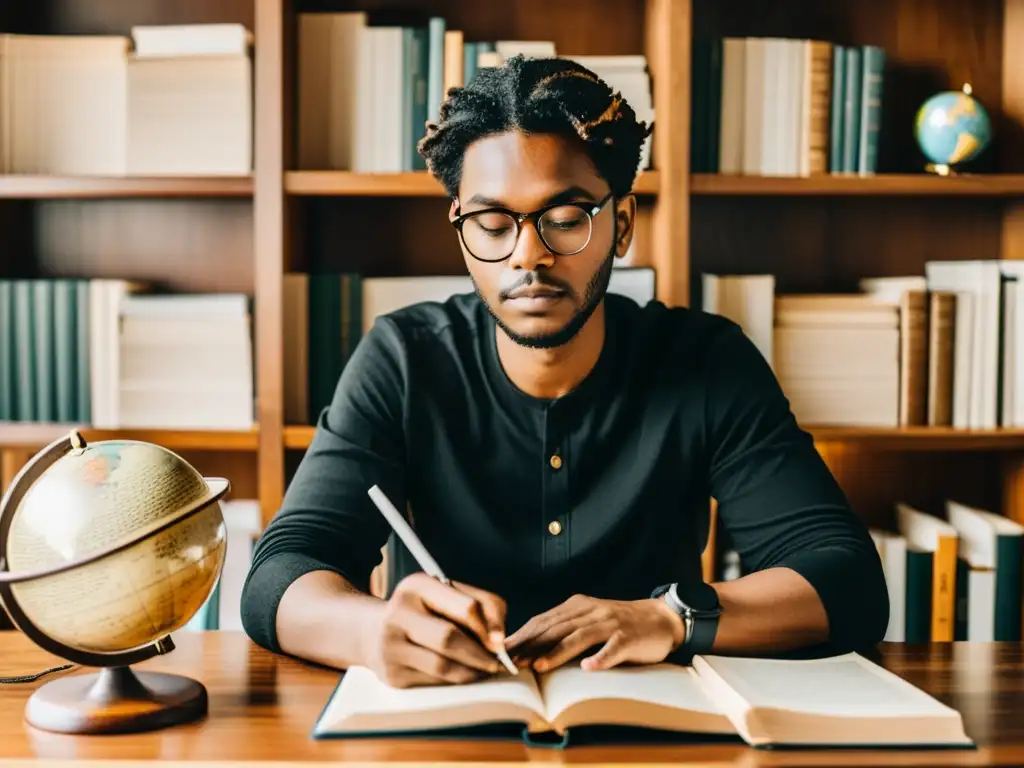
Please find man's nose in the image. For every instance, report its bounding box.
[506,219,556,272]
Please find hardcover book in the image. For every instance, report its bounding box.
[312,652,974,750]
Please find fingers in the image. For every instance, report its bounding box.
[532,621,615,673]
[401,610,501,675]
[398,643,492,686]
[452,580,509,653]
[397,574,497,651]
[581,631,629,671]
[506,595,593,651]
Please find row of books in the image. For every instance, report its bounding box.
[283,267,657,425]
[296,11,654,173]
[0,278,254,429]
[874,500,1023,643]
[703,261,1024,429]
[711,497,1023,643]
[691,37,884,176]
[0,24,252,175]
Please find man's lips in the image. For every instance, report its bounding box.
[505,286,565,301]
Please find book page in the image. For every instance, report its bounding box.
[316,666,547,734]
[539,662,732,734]
[693,653,958,718]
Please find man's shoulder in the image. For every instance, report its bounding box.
[611,292,746,356]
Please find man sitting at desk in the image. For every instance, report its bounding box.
[240,55,889,689]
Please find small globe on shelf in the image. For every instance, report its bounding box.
[0,430,230,735]
[914,83,992,176]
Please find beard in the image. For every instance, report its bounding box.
[474,244,616,350]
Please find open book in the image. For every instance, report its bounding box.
[312,652,974,750]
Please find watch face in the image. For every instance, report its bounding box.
[676,581,720,612]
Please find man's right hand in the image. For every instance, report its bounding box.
[367,573,509,689]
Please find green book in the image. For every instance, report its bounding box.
[32,279,56,423]
[904,545,933,643]
[75,279,91,423]
[857,45,885,174]
[841,46,861,173]
[12,280,36,422]
[829,44,845,172]
[307,273,342,425]
[426,17,446,123]
[52,279,78,423]
[0,281,13,421]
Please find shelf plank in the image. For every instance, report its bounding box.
[691,173,1024,196]
[286,170,661,197]
[811,426,1024,451]
[284,426,316,450]
[0,424,261,451]
[0,175,254,199]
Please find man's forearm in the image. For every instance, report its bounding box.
[275,570,386,670]
[708,566,829,654]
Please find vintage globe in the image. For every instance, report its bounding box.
[0,432,229,667]
[914,84,992,171]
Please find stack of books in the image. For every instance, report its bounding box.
[296,11,654,173]
[871,499,1023,643]
[0,23,253,175]
[117,293,254,429]
[0,279,255,430]
[691,36,884,176]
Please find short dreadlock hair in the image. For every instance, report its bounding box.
[418,55,652,200]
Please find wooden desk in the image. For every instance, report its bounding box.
[0,632,1021,766]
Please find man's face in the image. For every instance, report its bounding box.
[452,131,636,349]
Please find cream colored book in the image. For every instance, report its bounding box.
[313,652,974,750]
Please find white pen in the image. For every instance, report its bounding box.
[366,484,518,676]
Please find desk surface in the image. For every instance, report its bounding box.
[0,632,1021,766]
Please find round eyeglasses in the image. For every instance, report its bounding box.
[451,192,615,263]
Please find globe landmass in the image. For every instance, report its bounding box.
[3,440,226,656]
[915,90,991,168]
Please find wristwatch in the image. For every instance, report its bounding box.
[651,581,722,659]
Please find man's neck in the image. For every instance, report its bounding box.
[495,304,607,400]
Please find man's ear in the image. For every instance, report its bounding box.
[449,198,459,222]
[614,194,637,259]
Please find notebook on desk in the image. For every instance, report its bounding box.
[312,651,975,750]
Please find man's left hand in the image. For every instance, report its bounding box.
[504,595,686,673]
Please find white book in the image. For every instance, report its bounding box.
[313,653,973,749]
[131,24,253,58]
[702,274,775,367]
[870,528,907,642]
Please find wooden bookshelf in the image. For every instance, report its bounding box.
[0,424,260,452]
[0,175,253,199]
[286,170,662,197]
[691,173,1024,197]
[0,0,1023,542]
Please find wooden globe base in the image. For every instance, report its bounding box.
[25,666,207,734]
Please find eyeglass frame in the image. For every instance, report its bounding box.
[449,191,617,263]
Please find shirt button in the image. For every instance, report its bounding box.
[548,520,562,536]
[549,454,562,470]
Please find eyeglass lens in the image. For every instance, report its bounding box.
[461,205,594,261]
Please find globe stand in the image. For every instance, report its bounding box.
[25,665,207,735]
[0,430,232,736]
[925,162,953,176]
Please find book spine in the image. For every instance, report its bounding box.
[307,274,342,425]
[994,534,1023,641]
[927,291,955,426]
[931,534,957,642]
[426,17,446,124]
[463,41,478,85]
[807,41,832,175]
[75,279,91,422]
[52,278,77,423]
[32,279,55,422]
[412,27,429,171]
[904,548,933,643]
[841,46,861,173]
[954,557,969,641]
[857,45,885,175]
[0,280,12,420]
[690,39,709,173]
[828,44,845,173]
[706,37,723,174]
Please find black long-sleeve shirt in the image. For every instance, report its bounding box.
[240,291,889,655]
